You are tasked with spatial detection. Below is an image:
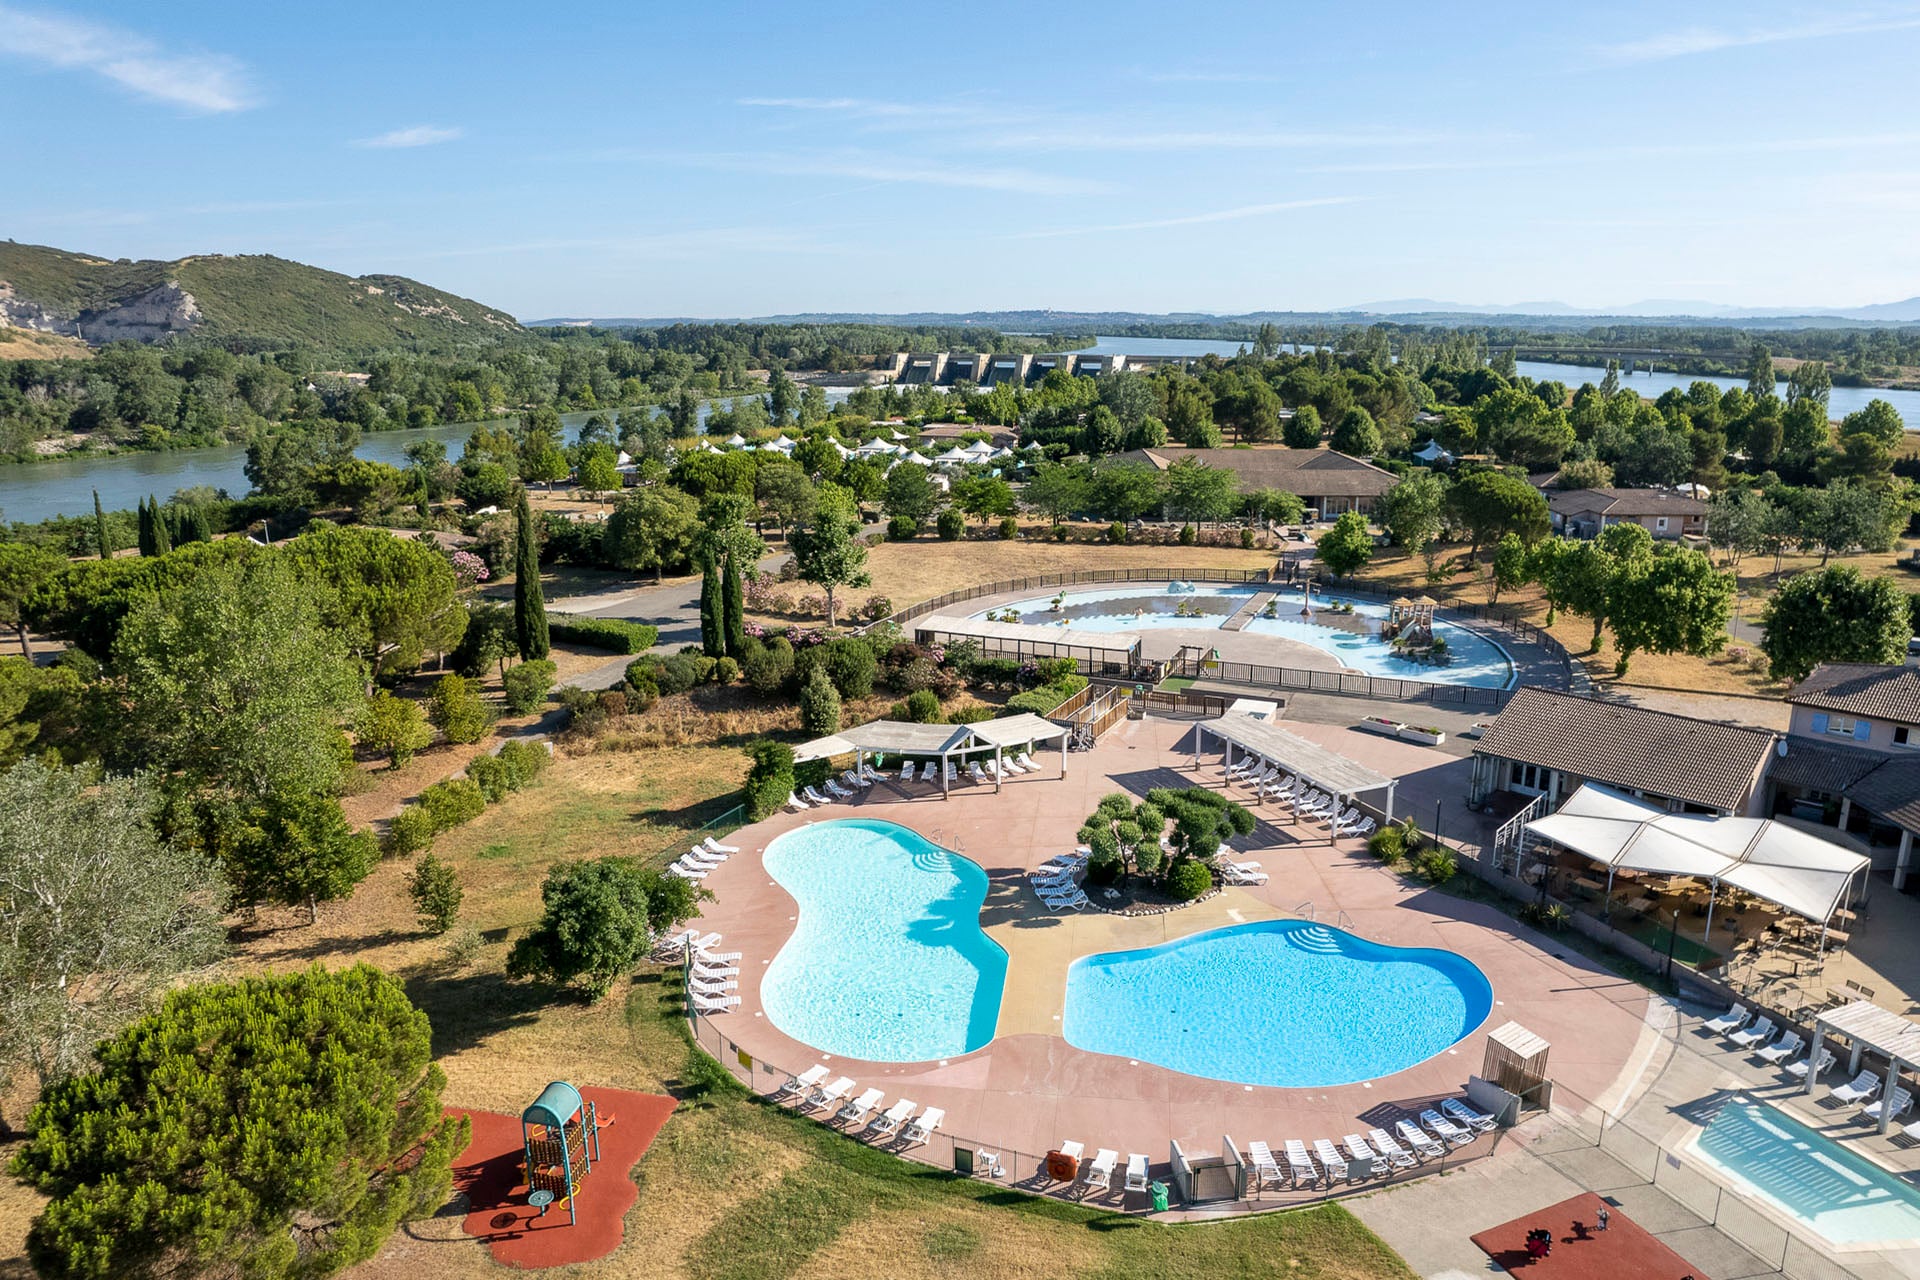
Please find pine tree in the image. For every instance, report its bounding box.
[511,490,549,660]
[93,490,110,560]
[721,556,746,657]
[698,557,724,657]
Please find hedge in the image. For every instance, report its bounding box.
[1005,673,1088,716]
[549,615,660,654]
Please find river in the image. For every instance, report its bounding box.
[0,391,854,524]
[1515,360,1917,431]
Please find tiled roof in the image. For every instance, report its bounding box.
[1111,447,1398,497]
[1788,664,1920,725]
[1475,685,1775,812]
[1845,755,1920,832]
[1769,739,1888,795]
[1548,487,1709,518]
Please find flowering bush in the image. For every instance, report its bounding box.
[448,549,489,589]
[861,595,895,622]
[795,592,826,617]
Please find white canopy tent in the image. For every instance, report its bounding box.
[1525,783,1869,947]
[1195,712,1395,823]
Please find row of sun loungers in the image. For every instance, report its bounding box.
[785,765,886,811]
[650,927,744,1014]
[1224,762,1374,839]
[666,835,740,881]
[775,1066,944,1145]
[1247,1100,1493,1193]
[1704,1003,1920,1132]
[1044,1140,1151,1196]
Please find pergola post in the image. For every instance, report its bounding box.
[1384,780,1395,824]
[1604,864,1618,918]
[1703,880,1719,941]
[1804,1020,1823,1095]
[1897,831,1914,893]
[942,750,951,801]
[1882,1056,1903,1135]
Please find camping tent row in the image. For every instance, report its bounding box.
[1195,712,1396,820]
[1524,783,1869,942]
[912,615,1142,674]
[792,713,1069,797]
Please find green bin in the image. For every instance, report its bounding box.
[1150,1180,1169,1212]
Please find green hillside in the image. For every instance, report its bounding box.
[0,240,522,350]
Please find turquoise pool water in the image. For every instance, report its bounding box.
[970,585,1514,688]
[1062,920,1493,1087]
[1694,1097,1920,1246]
[760,819,1007,1063]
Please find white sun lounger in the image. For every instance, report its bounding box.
[1832,1070,1883,1105]
[1015,751,1037,771]
[808,1076,855,1111]
[700,836,740,854]
[1283,1140,1320,1186]
[823,779,853,799]
[692,958,739,978]
[1222,864,1268,885]
[1343,1134,1380,1178]
[1370,1127,1418,1168]
[944,762,958,783]
[1125,1153,1149,1191]
[1862,1088,1914,1124]
[688,931,722,952]
[690,991,739,1013]
[1246,1141,1285,1192]
[668,860,711,880]
[1755,1031,1804,1064]
[778,1064,829,1097]
[836,1087,884,1125]
[1226,757,1258,779]
[786,791,810,811]
[902,1107,943,1145]
[1421,1109,1475,1146]
[688,977,736,999]
[1702,1003,1748,1034]
[1081,1148,1118,1192]
[1786,1046,1836,1081]
[683,847,726,865]
[1395,1119,1444,1159]
[1442,1097,1497,1133]
[651,928,699,958]
[1728,1016,1777,1049]
[867,1098,916,1138]
[803,785,832,806]
[966,761,988,783]
[1042,890,1090,911]
[899,761,917,782]
[1313,1138,1350,1182]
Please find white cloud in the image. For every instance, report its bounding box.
[0,3,254,111]
[354,124,463,149]
[1597,11,1920,63]
[1010,196,1362,239]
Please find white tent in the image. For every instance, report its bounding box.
[934,447,971,466]
[1526,783,1869,939]
[725,433,747,447]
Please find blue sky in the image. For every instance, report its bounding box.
[6,0,1920,319]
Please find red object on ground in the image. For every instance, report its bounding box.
[450,1087,677,1269]
[1470,1193,1712,1280]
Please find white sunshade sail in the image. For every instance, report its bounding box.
[1525,783,1869,923]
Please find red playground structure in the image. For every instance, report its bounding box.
[521,1080,605,1227]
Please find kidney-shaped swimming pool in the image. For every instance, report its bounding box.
[1064,919,1493,1087]
[761,819,1007,1063]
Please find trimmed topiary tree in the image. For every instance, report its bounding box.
[797,664,842,736]
[408,852,462,934]
[743,740,796,820]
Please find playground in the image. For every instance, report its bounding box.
[1471,1193,1710,1279]
[447,1084,677,1268]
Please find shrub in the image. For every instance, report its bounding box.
[798,665,842,736]
[420,778,486,830]
[999,515,1020,540]
[548,616,658,654]
[1367,826,1406,865]
[1108,521,1126,544]
[359,691,433,769]
[1168,861,1214,901]
[886,515,920,541]
[741,636,794,695]
[496,739,549,786]
[712,655,740,684]
[936,509,965,541]
[1412,846,1457,884]
[408,853,463,935]
[823,636,878,699]
[944,705,998,724]
[505,858,656,999]
[904,689,941,722]
[502,659,557,714]
[653,650,708,695]
[384,805,438,857]
[597,689,630,717]
[1179,523,1197,546]
[1240,527,1256,549]
[861,595,894,622]
[466,752,512,803]
[1053,525,1071,542]
[1086,846,1124,885]
[743,740,795,820]
[429,674,493,744]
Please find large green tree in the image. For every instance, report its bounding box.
[1316,510,1373,579]
[205,787,378,923]
[0,760,227,1105]
[0,541,61,658]
[789,507,871,628]
[10,965,468,1280]
[512,489,549,660]
[1446,470,1549,555]
[1762,565,1912,683]
[1608,546,1733,675]
[1163,457,1238,527]
[284,526,468,687]
[605,485,700,582]
[1375,474,1448,564]
[507,859,699,998]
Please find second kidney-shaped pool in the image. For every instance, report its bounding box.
[1063,919,1493,1087]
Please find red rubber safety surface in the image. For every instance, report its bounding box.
[450,1088,678,1269]
[1471,1192,1714,1280]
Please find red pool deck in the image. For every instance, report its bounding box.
[449,1088,676,1269]
[1472,1193,1711,1278]
[690,715,1649,1194]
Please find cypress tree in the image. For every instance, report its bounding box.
[721,555,745,657]
[512,490,549,660]
[698,557,724,657]
[93,490,111,560]
[136,498,154,557]
[151,499,173,556]
[189,505,214,543]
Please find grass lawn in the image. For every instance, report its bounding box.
[0,720,1417,1280]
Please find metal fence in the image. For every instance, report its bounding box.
[684,989,1506,1216]
[867,567,1273,633]
[1533,1082,1886,1280]
[1165,651,1510,708]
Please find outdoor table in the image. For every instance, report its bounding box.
[1573,875,1605,894]
[1625,895,1654,914]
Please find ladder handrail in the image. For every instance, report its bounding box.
[1294,900,1315,922]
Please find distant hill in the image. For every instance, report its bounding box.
[0,241,522,350]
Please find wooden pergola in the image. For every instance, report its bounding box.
[792,714,1070,799]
